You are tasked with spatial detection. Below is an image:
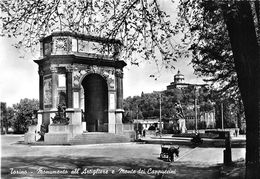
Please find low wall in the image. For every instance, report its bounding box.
[145,130,156,136]
[123,124,134,131]
[205,128,239,138]
[123,124,135,141]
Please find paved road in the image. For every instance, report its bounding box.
[1,135,245,178]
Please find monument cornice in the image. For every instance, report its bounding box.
[39,31,122,46]
[34,55,127,69]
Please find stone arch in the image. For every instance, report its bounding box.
[81,73,109,132]
[79,71,110,88]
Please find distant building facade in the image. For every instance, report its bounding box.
[134,118,164,130]
[185,110,216,130]
[167,70,206,90]
[166,70,216,130]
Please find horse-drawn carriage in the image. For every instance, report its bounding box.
[159,144,179,162]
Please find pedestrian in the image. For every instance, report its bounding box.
[143,130,146,137]
[235,129,238,137]
[168,148,174,162]
[155,127,159,136]
[168,146,179,162]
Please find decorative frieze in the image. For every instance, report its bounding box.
[55,37,68,51]
[72,65,116,89]
[43,78,52,107]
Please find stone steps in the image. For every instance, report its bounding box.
[69,132,132,145]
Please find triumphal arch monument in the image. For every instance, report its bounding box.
[25,32,133,144]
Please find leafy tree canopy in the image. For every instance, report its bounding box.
[12,98,39,133]
[123,86,214,120]
[0,0,179,67]
[2,0,258,99]
[176,0,260,99]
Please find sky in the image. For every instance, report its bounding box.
[0,37,204,107]
[0,1,204,107]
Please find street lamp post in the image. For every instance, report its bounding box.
[194,86,198,133]
[195,98,198,133]
[221,102,224,130]
[159,93,162,137]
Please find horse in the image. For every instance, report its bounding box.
[168,146,179,162]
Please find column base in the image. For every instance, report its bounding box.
[66,108,82,125]
[68,124,83,137]
[24,125,41,143]
[108,111,116,133]
[115,124,123,134]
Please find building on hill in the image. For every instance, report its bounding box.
[124,70,216,133]
[167,70,206,90]
[165,70,216,131]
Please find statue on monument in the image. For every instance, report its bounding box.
[174,101,187,133]
[51,103,70,125]
[174,101,185,119]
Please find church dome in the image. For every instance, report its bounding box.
[174,70,184,83]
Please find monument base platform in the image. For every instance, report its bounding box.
[44,133,70,144]
[24,133,41,143]
[24,125,41,144]
[69,132,134,145]
[43,124,83,144]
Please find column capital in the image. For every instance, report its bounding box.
[50,66,58,73]
[115,69,123,78]
[66,65,74,73]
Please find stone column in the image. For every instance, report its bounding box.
[115,69,124,134]
[38,69,44,110]
[115,69,124,109]
[66,65,73,108]
[50,66,58,109]
[65,66,82,136]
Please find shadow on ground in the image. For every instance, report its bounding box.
[1,155,224,179]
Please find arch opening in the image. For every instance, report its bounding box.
[81,74,108,132]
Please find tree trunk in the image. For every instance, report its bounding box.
[222,2,260,178]
[236,99,243,129]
